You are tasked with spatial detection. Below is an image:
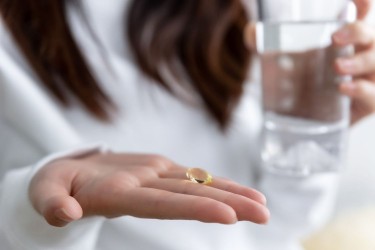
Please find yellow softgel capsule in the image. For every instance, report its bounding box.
[186,168,213,185]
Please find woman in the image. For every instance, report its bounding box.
[0,0,374,249]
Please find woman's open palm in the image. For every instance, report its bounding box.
[29,152,269,227]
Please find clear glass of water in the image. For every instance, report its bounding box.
[256,0,356,176]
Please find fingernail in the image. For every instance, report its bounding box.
[55,208,74,222]
[338,59,355,71]
[341,82,357,93]
[334,29,351,43]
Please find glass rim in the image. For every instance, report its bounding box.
[255,0,357,23]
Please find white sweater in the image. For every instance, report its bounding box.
[0,1,339,249]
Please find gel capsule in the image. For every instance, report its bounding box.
[186,168,212,185]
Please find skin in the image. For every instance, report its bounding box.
[29,153,269,227]
[30,0,375,228]
[334,0,375,124]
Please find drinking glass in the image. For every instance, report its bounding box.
[256,0,356,176]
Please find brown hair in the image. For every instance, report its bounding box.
[0,0,251,128]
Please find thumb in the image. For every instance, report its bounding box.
[42,194,83,227]
[29,171,83,227]
[354,0,373,20]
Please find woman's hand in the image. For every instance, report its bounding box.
[333,0,375,124]
[29,152,269,227]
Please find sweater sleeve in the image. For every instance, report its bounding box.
[0,146,107,250]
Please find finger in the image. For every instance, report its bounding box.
[340,79,375,105]
[145,179,269,224]
[340,80,375,124]
[351,97,374,124]
[207,177,267,206]
[121,187,239,224]
[160,169,267,205]
[335,50,375,75]
[333,22,375,48]
[354,0,372,20]
[29,179,83,227]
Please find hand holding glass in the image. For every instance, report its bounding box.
[256,0,356,176]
